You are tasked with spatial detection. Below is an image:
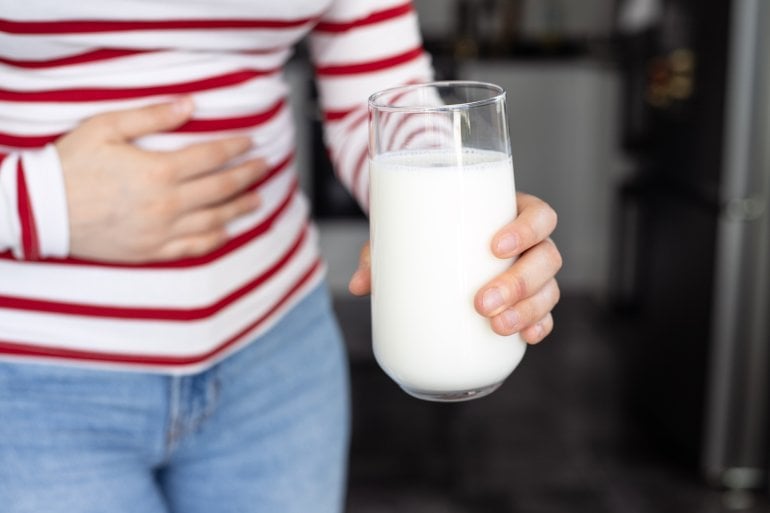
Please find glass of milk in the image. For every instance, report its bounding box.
[367,81,526,402]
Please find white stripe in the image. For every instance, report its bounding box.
[28,30,310,53]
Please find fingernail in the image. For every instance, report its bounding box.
[482,287,505,313]
[500,309,520,331]
[496,234,518,255]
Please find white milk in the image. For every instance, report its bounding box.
[369,148,526,397]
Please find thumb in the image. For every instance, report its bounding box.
[93,96,194,141]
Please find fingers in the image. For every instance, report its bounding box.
[156,229,229,261]
[489,279,560,341]
[520,313,554,344]
[475,237,562,317]
[492,192,558,258]
[165,136,255,181]
[90,97,195,141]
[174,158,267,212]
[171,191,261,238]
[348,242,371,296]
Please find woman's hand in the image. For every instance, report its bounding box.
[55,98,266,263]
[473,192,561,344]
[349,192,562,344]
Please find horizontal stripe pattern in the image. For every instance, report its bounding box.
[0,0,431,372]
[0,259,324,369]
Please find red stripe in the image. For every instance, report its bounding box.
[176,99,284,132]
[324,108,354,122]
[0,153,7,168]
[0,223,310,320]
[385,112,417,152]
[16,160,40,261]
[316,47,423,76]
[0,258,323,367]
[0,17,318,34]
[0,49,152,68]
[379,80,428,150]
[401,126,451,149]
[0,68,277,102]
[314,2,413,33]
[0,177,300,268]
[0,132,58,149]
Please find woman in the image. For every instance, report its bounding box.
[0,1,562,511]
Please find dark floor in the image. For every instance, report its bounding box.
[333,294,770,513]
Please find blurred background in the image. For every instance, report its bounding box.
[287,0,770,511]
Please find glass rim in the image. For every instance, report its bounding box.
[368,80,505,113]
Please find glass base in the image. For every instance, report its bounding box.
[400,381,503,402]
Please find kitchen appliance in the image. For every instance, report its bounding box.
[615,0,770,489]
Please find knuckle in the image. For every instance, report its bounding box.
[509,273,529,302]
[519,223,537,246]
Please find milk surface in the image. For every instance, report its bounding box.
[369,148,526,394]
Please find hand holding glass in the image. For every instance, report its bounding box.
[367,81,526,402]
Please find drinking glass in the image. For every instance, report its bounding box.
[367,81,526,402]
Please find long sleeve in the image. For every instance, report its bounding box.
[0,144,70,260]
[309,0,434,211]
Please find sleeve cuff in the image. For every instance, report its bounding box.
[21,144,71,258]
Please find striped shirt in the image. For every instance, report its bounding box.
[0,0,432,373]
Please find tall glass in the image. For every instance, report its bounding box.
[368,81,526,402]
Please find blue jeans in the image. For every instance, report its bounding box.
[0,284,350,513]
